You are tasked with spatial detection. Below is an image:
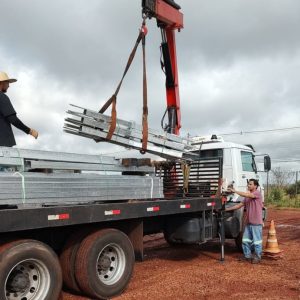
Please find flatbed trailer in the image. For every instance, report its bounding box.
[0,196,225,300]
[0,148,238,300]
[0,197,221,235]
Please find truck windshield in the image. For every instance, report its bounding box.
[241,151,257,172]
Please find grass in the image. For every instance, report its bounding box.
[265,192,300,208]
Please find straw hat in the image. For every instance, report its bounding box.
[0,72,17,83]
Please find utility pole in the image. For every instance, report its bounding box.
[296,171,298,195]
[266,171,269,199]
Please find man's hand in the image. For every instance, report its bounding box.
[225,202,244,211]
[29,128,39,139]
[227,187,236,194]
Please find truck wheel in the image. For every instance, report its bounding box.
[0,239,62,300]
[60,228,93,293]
[75,228,135,299]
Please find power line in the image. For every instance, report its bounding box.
[219,126,300,136]
[272,159,300,163]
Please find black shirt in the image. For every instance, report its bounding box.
[0,92,30,147]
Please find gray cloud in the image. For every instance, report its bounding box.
[1,0,300,171]
[180,0,300,66]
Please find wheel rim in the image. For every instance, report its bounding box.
[5,259,51,300]
[97,243,126,285]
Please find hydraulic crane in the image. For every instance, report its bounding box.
[93,0,184,154]
[142,0,183,135]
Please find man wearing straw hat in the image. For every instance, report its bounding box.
[0,71,38,147]
[226,179,263,264]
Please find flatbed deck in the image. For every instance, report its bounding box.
[0,196,221,232]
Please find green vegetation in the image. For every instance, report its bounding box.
[265,186,300,208]
[285,181,300,197]
[264,168,300,208]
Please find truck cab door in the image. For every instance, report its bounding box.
[236,150,259,192]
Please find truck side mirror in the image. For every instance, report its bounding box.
[264,155,271,172]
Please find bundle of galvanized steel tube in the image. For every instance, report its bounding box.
[0,173,163,205]
[64,104,197,159]
[0,147,163,206]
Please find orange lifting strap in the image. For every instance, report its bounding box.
[98,18,149,152]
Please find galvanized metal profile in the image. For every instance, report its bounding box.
[0,146,155,173]
[0,172,164,205]
[69,104,188,144]
[64,105,197,158]
[65,115,186,151]
[26,160,154,172]
[0,147,120,165]
[64,104,198,160]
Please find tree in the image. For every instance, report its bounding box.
[270,167,293,188]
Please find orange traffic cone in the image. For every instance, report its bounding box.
[263,220,283,258]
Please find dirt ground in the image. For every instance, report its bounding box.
[61,208,300,300]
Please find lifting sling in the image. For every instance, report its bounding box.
[98,19,149,152]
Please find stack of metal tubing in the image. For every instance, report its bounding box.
[0,147,155,173]
[64,104,197,160]
[0,172,163,205]
[0,147,163,206]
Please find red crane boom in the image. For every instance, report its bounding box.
[142,0,183,135]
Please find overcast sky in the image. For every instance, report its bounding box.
[1,0,300,173]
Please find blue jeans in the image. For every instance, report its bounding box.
[242,224,263,259]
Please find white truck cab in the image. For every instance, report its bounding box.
[190,135,271,250]
[190,135,271,202]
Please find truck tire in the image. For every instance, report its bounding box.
[75,228,135,299]
[60,228,93,293]
[0,239,62,300]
